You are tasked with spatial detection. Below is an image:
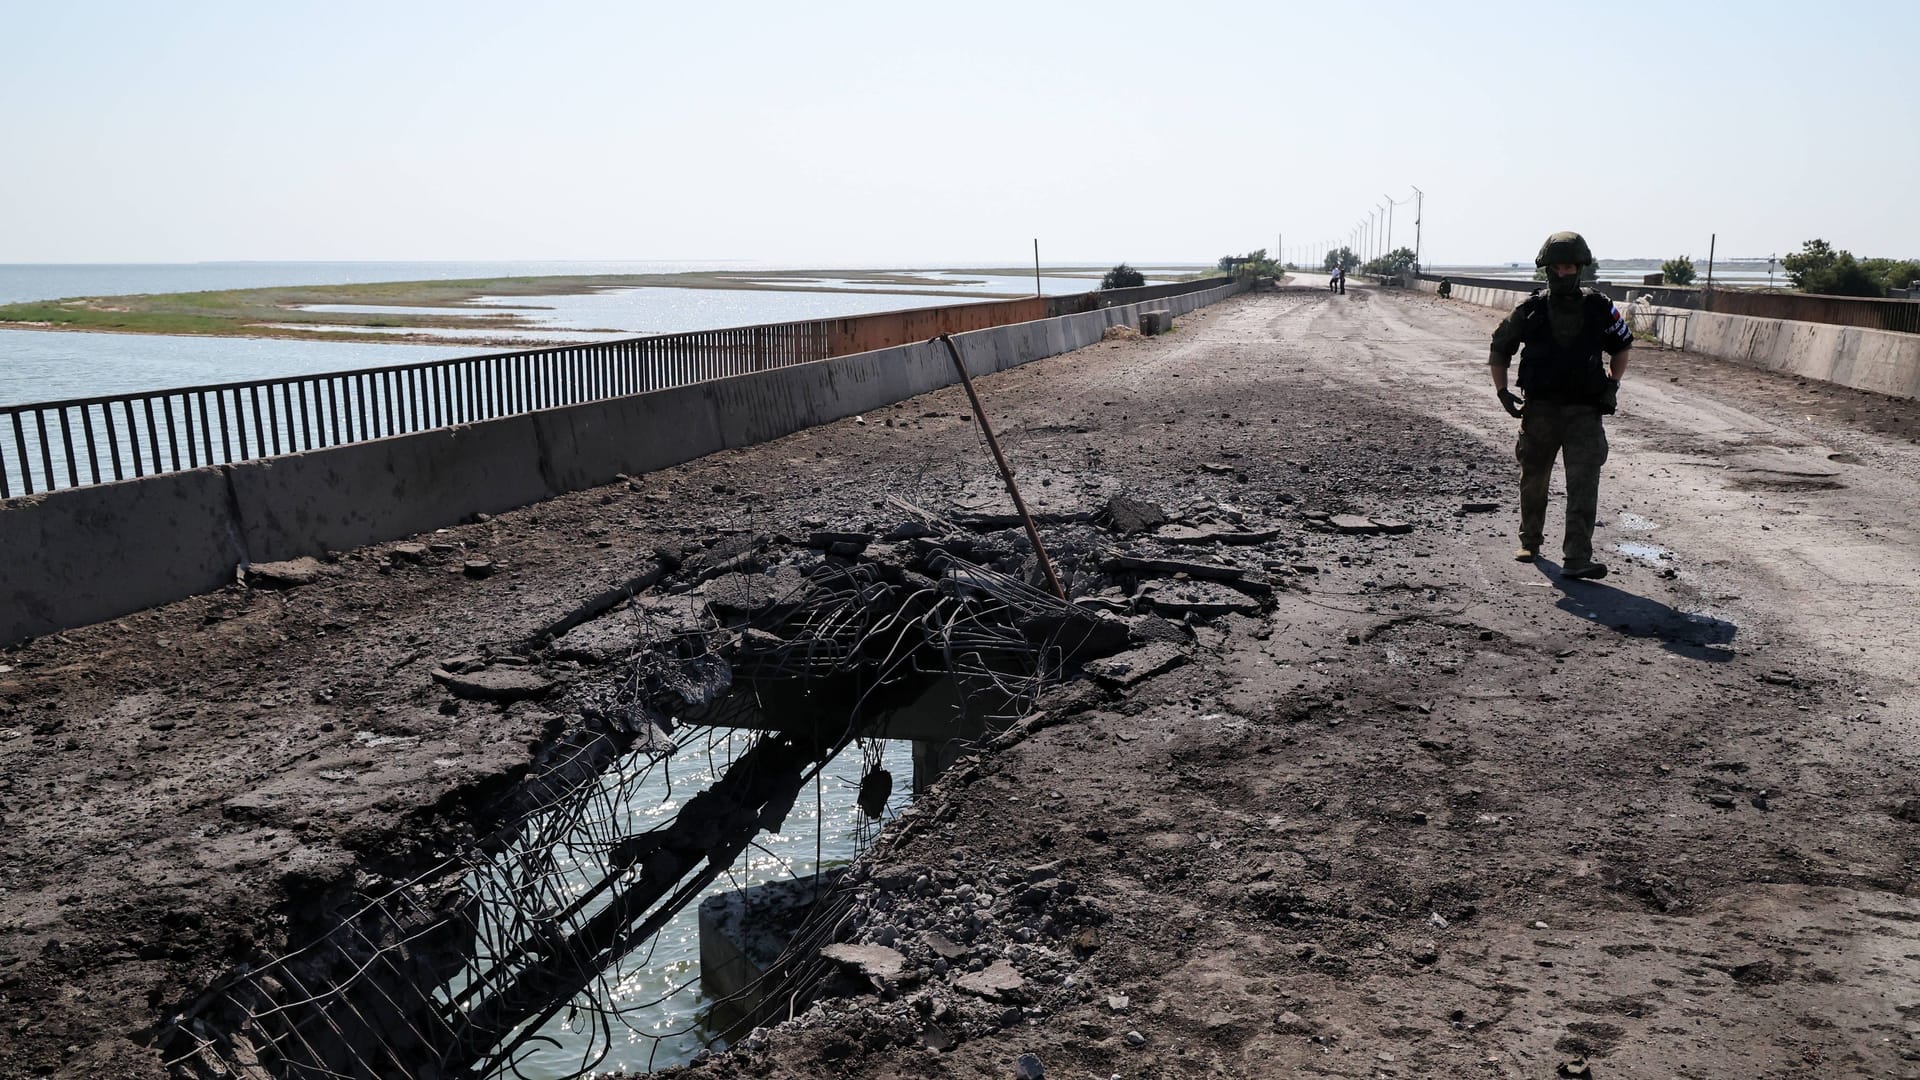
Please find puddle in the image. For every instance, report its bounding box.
[1618,512,1659,531]
[1615,540,1672,563]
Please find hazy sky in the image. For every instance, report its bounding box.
[2,1,1914,266]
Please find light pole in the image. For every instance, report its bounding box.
[1411,186,1423,271]
[1382,194,1394,259]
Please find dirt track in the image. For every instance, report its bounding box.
[6,286,1920,1078]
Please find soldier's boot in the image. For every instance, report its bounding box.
[1559,409,1611,580]
[1514,416,1557,565]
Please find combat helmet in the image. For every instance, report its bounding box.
[1535,231,1593,268]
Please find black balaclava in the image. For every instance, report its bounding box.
[1546,266,1587,346]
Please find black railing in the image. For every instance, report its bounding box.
[1,278,1232,499]
[0,331,825,498]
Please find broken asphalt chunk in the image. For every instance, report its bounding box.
[1103,494,1169,536]
[808,531,873,557]
[1084,643,1188,688]
[954,958,1026,1002]
[1104,555,1273,594]
[1138,579,1266,618]
[819,943,906,984]
[432,666,556,703]
[245,557,322,589]
[1154,525,1282,546]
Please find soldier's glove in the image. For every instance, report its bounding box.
[1599,378,1619,416]
[1497,388,1525,418]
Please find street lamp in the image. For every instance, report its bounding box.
[1411,187,1423,271]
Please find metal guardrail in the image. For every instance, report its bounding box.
[1702,287,1920,335]
[0,279,1227,500]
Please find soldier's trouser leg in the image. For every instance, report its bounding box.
[1514,408,1561,551]
[1559,408,1609,564]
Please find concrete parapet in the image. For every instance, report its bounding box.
[228,417,555,562]
[0,467,244,644]
[1675,309,1920,400]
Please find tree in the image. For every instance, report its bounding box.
[1100,263,1146,290]
[1783,239,1884,297]
[1362,247,1419,276]
[1861,257,1920,294]
[1661,255,1696,286]
[1322,247,1359,273]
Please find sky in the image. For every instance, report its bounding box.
[1,1,1915,267]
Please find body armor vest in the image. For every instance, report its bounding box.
[1515,290,1616,404]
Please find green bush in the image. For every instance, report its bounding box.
[1661,255,1696,286]
[1101,263,1146,290]
[1783,239,1891,297]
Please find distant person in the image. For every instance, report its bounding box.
[1487,231,1633,580]
[1332,265,1346,295]
[1437,277,1453,299]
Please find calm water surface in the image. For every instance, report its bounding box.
[0,262,1195,408]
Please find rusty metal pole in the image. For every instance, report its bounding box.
[934,333,1067,601]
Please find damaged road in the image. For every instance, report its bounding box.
[4,287,1920,1078]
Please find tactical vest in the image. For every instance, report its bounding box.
[1514,290,1616,404]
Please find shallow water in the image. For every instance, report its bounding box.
[500,733,912,1078]
[1614,540,1672,563]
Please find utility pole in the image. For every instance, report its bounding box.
[1032,238,1041,297]
[1411,187,1423,271]
[1706,233,1716,291]
[1382,194,1394,258]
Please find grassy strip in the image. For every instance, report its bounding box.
[0,269,1047,344]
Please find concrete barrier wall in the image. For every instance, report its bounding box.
[1671,308,1920,400]
[1411,277,1532,312]
[0,468,245,640]
[1412,278,1920,400]
[0,282,1245,644]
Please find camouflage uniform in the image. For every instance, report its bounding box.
[1489,232,1633,573]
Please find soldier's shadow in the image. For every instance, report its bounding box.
[1533,558,1737,663]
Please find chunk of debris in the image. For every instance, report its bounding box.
[820,943,906,984]
[700,565,810,615]
[245,557,322,589]
[1084,643,1188,688]
[923,932,969,961]
[884,521,937,541]
[808,531,873,557]
[388,542,430,563]
[549,616,670,665]
[1014,1052,1045,1080]
[1105,554,1272,593]
[462,557,498,579]
[432,666,555,703]
[1460,501,1500,514]
[1328,515,1381,534]
[1138,579,1266,618]
[1103,494,1168,536]
[954,959,1026,1001]
[1155,524,1281,546]
[1370,518,1413,535]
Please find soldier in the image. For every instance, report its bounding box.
[1437,276,1453,299]
[1488,231,1633,579]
